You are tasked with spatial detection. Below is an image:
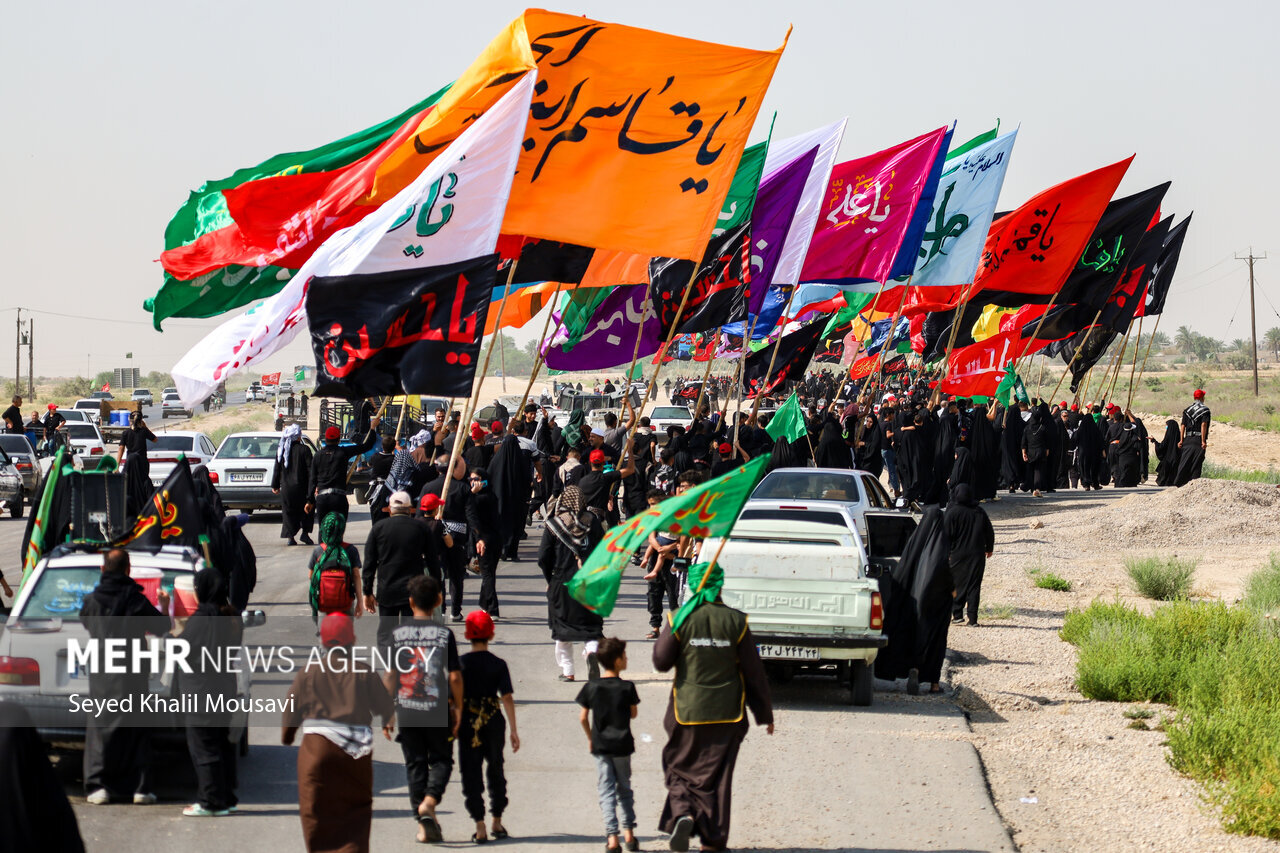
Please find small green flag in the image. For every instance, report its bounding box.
[764,392,807,443]
[294,369,306,382]
[568,456,769,617]
[995,370,1028,407]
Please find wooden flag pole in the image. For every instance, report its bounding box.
[439,260,518,505]
[859,280,908,404]
[1094,327,1128,406]
[394,396,409,441]
[749,284,801,422]
[691,348,716,422]
[728,311,762,450]
[1129,313,1164,409]
[629,267,700,447]
[515,279,569,415]
[1105,321,1136,403]
[1124,316,1145,409]
[1047,307,1105,404]
[931,284,976,407]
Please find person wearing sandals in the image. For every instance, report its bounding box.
[282,612,394,853]
[383,576,463,844]
[537,485,605,681]
[458,610,519,844]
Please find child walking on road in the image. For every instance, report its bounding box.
[576,637,640,852]
[459,610,520,844]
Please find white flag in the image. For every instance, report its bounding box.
[172,72,537,408]
[910,130,1017,287]
[760,119,846,287]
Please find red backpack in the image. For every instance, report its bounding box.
[315,545,354,614]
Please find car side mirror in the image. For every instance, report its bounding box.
[242,609,267,628]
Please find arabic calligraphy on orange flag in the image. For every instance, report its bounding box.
[374,10,788,262]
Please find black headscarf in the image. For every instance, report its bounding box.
[1153,419,1181,487]
[948,447,975,500]
[767,436,803,472]
[488,433,531,529]
[854,416,883,475]
[814,421,851,469]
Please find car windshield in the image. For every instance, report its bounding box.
[151,436,193,451]
[74,401,98,409]
[751,471,863,503]
[217,436,278,459]
[65,424,99,440]
[57,410,87,421]
[19,564,189,623]
[652,407,690,419]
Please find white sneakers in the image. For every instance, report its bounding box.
[85,789,110,805]
[133,792,157,805]
[183,804,231,817]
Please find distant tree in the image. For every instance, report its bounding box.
[1175,325,1196,355]
[1265,327,1280,360]
[1150,331,1171,351]
[1231,337,1249,353]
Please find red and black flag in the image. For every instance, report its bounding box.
[497,236,595,285]
[115,460,205,550]
[649,223,752,336]
[742,321,824,396]
[307,254,497,399]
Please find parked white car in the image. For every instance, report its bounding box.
[131,389,154,406]
[0,544,266,751]
[62,422,107,459]
[0,433,42,497]
[161,392,192,419]
[72,399,103,425]
[56,408,92,425]
[206,431,319,511]
[145,431,217,485]
[0,447,23,518]
[707,507,917,706]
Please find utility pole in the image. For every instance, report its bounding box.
[1237,248,1267,396]
[27,318,33,399]
[14,308,20,399]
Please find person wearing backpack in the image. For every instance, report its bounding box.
[308,512,364,626]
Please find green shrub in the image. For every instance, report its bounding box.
[1126,555,1196,600]
[1060,600,1144,646]
[1033,571,1072,591]
[1244,554,1280,614]
[1202,462,1280,485]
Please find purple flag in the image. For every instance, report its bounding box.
[747,146,818,314]
[544,284,660,370]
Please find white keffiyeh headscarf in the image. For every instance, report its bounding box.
[277,423,302,468]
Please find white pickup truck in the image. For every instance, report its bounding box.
[706,509,917,706]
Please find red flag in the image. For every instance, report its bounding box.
[261,372,281,386]
[848,354,881,380]
[939,329,1049,398]
[101,383,110,392]
[969,157,1133,297]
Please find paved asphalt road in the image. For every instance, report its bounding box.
[0,499,1014,852]
[140,390,250,426]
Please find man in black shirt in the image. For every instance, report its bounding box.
[709,442,741,479]
[577,448,635,522]
[422,455,472,623]
[306,419,379,521]
[1,395,22,434]
[364,492,442,655]
[41,403,66,454]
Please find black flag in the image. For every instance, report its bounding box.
[1141,214,1191,318]
[649,224,752,336]
[742,321,824,396]
[115,460,205,550]
[307,254,497,399]
[502,238,595,285]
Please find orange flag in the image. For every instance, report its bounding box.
[377,10,788,262]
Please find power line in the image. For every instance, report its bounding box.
[0,306,212,329]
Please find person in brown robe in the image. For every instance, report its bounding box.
[653,561,773,852]
[283,612,394,853]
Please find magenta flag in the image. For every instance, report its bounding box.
[799,126,949,285]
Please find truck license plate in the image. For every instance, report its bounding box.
[758,644,820,661]
[229,472,263,483]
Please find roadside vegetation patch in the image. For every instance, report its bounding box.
[1125,555,1196,600]
[1061,566,1280,838]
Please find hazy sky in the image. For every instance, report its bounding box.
[3,0,1277,378]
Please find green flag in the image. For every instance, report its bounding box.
[568,456,769,617]
[559,287,617,352]
[764,392,807,443]
[995,369,1028,407]
[146,83,453,330]
[944,121,999,162]
[716,130,771,234]
[21,448,70,588]
[294,369,306,382]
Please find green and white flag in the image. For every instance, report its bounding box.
[764,392,807,443]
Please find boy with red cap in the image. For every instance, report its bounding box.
[306,414,380,521]
[458,609,519,843]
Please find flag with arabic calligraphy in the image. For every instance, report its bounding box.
[453,10,788,261]
[910,130,1018,288]
[761,120,847,287]
[308,256,497,398]
[969,157,1133,297]
[114,461,206,550]
[543,284,661,370]
[799,126,949,284]
[937,329,1049,398]
[744,145,819,313]
[568,455,769,616]
[650,223,753,336]
[170,74,535,409]
[148,83,453,329]
[848,354,881,381]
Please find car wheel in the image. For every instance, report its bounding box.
[849,660,874,707]
[9,493,23,519]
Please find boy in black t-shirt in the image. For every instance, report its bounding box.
[383,575,461,844]
[576,638,640,852]
[458,609,520,844]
